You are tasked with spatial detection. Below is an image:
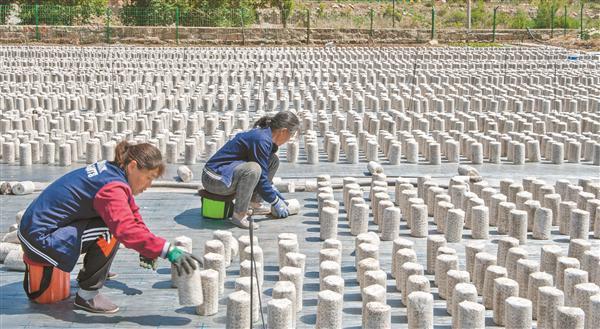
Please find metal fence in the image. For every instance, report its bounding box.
[0,2,596,43]
[0,4,252,27]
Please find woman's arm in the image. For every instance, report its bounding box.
[93,182,169,259]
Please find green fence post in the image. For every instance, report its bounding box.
[550,2,555,38]
[240,8,245,46]
[306,9,310,44]
[35,3,40,41]
[563,4,567,36]
[431,6,435,40]
[175,7,180,44]
[579,1,583,39]
[392,0,395,28]
[369,8,374,38]
[492,6,498,42]
[105,8,111,43]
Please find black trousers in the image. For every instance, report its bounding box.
[76,218,120,291]
[22,217,120,291]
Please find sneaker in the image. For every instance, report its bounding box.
[106,271,118,280]
[74,293,119,314]
[229,215,259,230]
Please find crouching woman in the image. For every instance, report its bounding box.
[18,141,199,313]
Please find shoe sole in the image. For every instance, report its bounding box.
[74,301,120,314]
[228,219,259,229]
[106,274,118,280]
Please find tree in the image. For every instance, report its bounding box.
[271,0,292,28]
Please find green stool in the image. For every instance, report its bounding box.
[199,189,235,219]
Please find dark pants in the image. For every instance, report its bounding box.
[77,218,120,291]
[23,218,119,291]
[202,155,279,214]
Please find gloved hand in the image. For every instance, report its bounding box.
[167,246,202,276]
[139,255,158,270]
[273,198,289,218]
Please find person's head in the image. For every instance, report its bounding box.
[253,111,300,146]
[113,141,165,195]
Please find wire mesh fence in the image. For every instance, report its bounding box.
[0,2,597,43]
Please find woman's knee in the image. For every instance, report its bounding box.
[246,162,262,177]
[237,162,261,182]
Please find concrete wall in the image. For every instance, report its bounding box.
[0,25,580,45]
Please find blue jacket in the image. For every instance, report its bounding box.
[18,161,168,272]
[204,127,280,205]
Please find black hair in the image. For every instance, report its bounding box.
[114,141,165,176]
[253,111,300,134]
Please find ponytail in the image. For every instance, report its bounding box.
[113,141,131,167]
[253,111,300,133]
[253,116,273,129]
[113,141,165,176]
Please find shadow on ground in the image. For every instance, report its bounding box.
[0,281,192,326]
[174,208,234,230]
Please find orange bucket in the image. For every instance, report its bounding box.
[23,254,70,304]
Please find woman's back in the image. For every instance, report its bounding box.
[21,161,128,234]
[204,127,276,185]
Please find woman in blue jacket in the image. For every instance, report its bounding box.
[19,141,200,313]
[202,111,300,228]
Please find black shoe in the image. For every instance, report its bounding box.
[74,294,119,314]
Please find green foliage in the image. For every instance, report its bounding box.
[294,1,306,13]
[0,3,10,24]
[470,0,489,28]
[555,5,579,29]
[1,0,596,32]
[533,0,558,28]
[410,9,428,28]
[13,0,107,25]
[271,0,293,27]
[351,14,367,28]
[18,3,106,25]
[382,3,403,24]
[528,0,582,29]
[506,8,532,29]
[444,8,465,28]
[382,4,393,17]
[120,0,255,27]
[316,2,325,18]
[120,1,176,26]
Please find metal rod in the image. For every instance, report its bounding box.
[176,7,180,45]
[248,216,266,329]
[106,8,111,44]
[240,8,246,46]
[431,6,435,40]
[564,4,567,36]
[249,217,254,328]
[392,0,396,28]
[35,3,40,41]
[551,2,555,38]
[579,1,584,39]
[466,0,471,30]
[369,8,374,38]
[306,9,310,44]
[492,6,499,43]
